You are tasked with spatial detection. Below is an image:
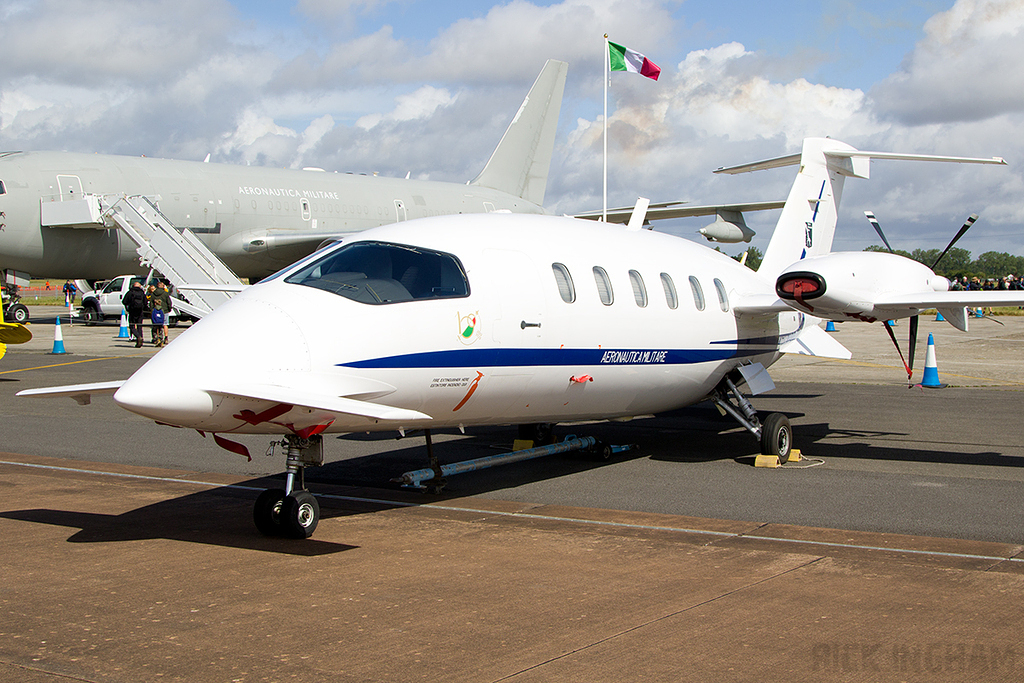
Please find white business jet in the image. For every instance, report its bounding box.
[19,137,1022,539]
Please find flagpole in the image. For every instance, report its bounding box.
[603,33,608,223]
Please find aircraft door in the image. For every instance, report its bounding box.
[56,175,83,200]
[481,248,545,345]
[394,199,407,222]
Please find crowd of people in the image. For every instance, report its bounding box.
[121,280,173,348]
[948,275,1024,291]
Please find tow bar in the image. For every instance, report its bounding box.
[393,435,633,490]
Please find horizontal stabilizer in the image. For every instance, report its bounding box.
[780,324,852,360]
[208,382,432,422]
[715,150,1005,177]
[17,380,126,405]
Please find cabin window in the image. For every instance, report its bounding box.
[689,276,705,311]
[552,263,575,303]
[714,278,730,312]
[285,240,469,304]
[593,266,614,305]
[629,270,647,308]
[660,273,678,310]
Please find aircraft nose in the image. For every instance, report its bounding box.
[111,291,311,428]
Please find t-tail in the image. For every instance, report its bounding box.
[469,59,568,208]
[714,137,1007,282]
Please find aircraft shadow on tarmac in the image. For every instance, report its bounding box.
[5,400,1021,550]
[0,484,360,556]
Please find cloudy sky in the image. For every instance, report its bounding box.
[2,0,1023,257]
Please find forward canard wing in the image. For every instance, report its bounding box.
[206,382,432,422]
[17,380,126,405]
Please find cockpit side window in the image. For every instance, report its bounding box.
[0,180,6,195]
[285,241,469,304]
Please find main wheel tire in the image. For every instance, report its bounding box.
[518,423,555,446]
[282,490,320,539]
[253,489,287,536]
[760,413,792,463]
[8,304,28,324]
[589,440,614,462]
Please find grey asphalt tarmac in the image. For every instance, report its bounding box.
[5,306,1024,541]
[3,306,1024,681]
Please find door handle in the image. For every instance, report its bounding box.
[520,321,541,329]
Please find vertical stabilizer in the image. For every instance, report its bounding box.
[470,60,568,207]
[754,138,856,280]
[718,137,1007,281]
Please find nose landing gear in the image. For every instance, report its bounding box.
[253,435,324,538]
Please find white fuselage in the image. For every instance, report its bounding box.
[113,214,802,435]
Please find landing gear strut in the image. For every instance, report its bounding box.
[253,434,324,538]
[712,373,792,463]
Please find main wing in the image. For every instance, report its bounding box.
[575,200,785,225]
[875,290,1024,331]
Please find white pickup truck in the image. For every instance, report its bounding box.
[78,275,192,326]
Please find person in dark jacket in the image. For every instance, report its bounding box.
[122,281,147,347]
[150,281,172,347]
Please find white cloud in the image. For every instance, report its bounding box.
[356,86,455,129]
[2,0,1024,256]
[0,0,238,86]
[871,0,1024,124]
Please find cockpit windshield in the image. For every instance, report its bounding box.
[284,240,469,304]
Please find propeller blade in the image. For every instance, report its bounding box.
[908,315,919,373]
[882,320,913,382]
[930,213,978,270]
[864,211,895,254]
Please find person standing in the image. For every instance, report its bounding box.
[150,281,172,347]
[121,281,147,348]
[62,279,77,305]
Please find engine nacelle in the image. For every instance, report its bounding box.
[776,252,949,322]
[698,213,755,243]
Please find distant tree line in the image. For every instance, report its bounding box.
[863,245,1024,280]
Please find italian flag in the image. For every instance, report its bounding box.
[608,41,661,81]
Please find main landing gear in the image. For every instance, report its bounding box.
[711,372,793,463]
[253,434,324,538]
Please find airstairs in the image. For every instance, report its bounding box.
[98,194,243,317]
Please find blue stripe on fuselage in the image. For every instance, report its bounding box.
[337,346,772,370]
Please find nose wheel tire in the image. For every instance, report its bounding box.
[282,490,320,538]
[760,413,792,464]
[253,489,287,536]
[254,489,321,538]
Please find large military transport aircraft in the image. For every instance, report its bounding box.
[0,60,567,283]
[19,137,1017,540]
